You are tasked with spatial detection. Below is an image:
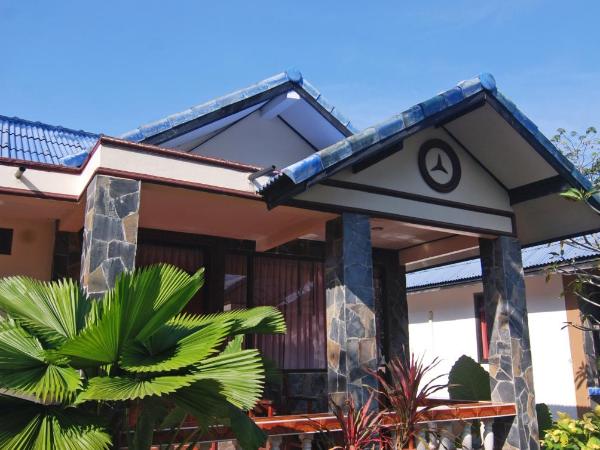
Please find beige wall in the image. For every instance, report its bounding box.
[0,218,56,281]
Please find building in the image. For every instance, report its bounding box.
[1,71,599,449]
[407,239,600,419]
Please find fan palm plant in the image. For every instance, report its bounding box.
[0,264,286,450]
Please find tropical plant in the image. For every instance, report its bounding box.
[448,355,491,401]
[537,403,553,437]
[313,393,388,450]
[541,406,600,449]
[0,264,286,450]
[370,354,447,449]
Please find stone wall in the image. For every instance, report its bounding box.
[325,213,377,406]
[80,175,140,296]
[480,236,539,450]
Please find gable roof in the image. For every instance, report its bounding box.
[120,70,357,145]
[406,237,600,291]
[0,115,100,167]
[258,73,598,210]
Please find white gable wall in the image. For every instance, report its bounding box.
[407,273,578,418]
[191,110,315,169]
[295,126,514,236]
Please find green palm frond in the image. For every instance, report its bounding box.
[0,277,91,346]
[0,364,82,404]
[192,349,264,410]
[0,321,81,403]
[120,318,233,373]
[77,373,199,403]
[59,265,204,367]
[171,384,266,450]
[170,306,286,336]
[0,396,110,450]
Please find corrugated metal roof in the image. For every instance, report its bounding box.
[0,115,99,167]
[120,69,357,143]
[259,73,598,211]
[407,237,600,290]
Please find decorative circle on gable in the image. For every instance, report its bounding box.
[418,139,461,193]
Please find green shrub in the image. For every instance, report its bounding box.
[536,403,553,436]
[448,355,491,401]
[541,406,600,449]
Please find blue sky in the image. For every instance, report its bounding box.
[1,0,598,138]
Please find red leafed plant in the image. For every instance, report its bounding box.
[370,354,447,449]
[315,393,388,450]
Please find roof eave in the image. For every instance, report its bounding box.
[259,73,598,211]
[120,70,357,146]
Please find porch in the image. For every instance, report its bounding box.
[147,400,517,450]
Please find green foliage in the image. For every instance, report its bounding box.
[448,355,491,401]
[370,354,447,449]
[552,127,600,185]
[537,403,553,437]
[541,406,600,449]
[0,264,286,450]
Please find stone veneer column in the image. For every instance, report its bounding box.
[325,213,377,406]
[80,175,141,296]
[479,236,539,450]
[374,250,409,364]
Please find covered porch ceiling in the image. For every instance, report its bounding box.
[137,183,477,268]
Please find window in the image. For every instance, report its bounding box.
[252,255,326,370]
[474,293,489,363]
[0,228,13,255]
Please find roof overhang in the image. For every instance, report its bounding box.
[121,70,356,147]
[259,74,600,246]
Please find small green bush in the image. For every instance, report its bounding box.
[536,403,553,436]
[541,406,600,449]
[448,355,491,401]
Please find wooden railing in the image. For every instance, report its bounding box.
[148,401,516,450]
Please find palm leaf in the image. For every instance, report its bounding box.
[59,265,204,367]
[77,373,199,403]
[0,277,91,346]
[0,321,81,403]
[171,383,266,450]
[119,318,232,373]
[191,349,264,410]
[0,396,110,450]
[170,306,286,336]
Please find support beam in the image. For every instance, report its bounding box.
[80,175,141,296]
[325,213,377,406]
[373,249,409,364]
[260,91,301,119]
[400,235,479,270]
[480,236,539,449]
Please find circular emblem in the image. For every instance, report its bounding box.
[418,139,461,193]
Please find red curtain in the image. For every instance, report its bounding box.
[252,256,326,370]
[135,242,206,314]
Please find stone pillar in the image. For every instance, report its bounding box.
[373,249,409,364]
[479,236,539,450]
[80,175,141,296]
[325,213,377,406]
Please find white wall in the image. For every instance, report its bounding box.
[407,273,578,418]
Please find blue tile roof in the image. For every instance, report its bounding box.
[120,69,357,143]
[0,115,100,167]
[259,73,598,209]
[406,237,600,290]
